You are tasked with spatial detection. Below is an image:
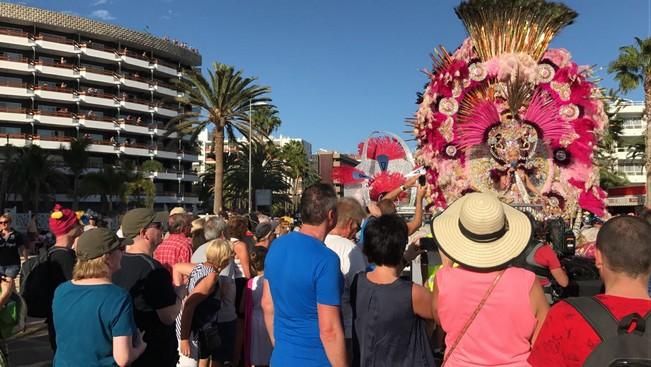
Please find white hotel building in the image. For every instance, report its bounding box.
[0,2,202,209]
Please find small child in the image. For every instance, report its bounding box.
[244,246,271,367]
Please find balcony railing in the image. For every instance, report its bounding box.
[117,49,151,62]
[154,59,178,70]
[78,89,117,100]
[35,59,75,69]
[0,106,27,114]
[121,95,153,106]
[34,110,74,118]
[34,34,75,45]
[0,28,29,37]
[0,80,27,88]
[33,85,75,94]
[80,66,118,76]
[0,54,29,63]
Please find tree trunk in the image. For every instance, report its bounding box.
[72,175,79,210]
[213,127,225,215]
[33,182,40,212]
[645,76,651,208]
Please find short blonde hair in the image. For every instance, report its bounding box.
[72,254,110,280]
[205,239,233,270]
[0,214,11,223]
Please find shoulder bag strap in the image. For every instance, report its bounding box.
[564,297,618,341]
[442,269,505,367]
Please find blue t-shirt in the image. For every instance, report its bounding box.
[53,281,137,367]
[265,231,343,367]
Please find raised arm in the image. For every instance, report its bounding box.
[406,184,427,235]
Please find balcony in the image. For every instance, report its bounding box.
[120,118,153,135]
[152,59,179,77]
[152,80,178,98]
[34,59,77,79]
[155,104,179,117]
[33,110,76,127]
[33,85,77,103]
[36,135,74,149]
[0,80,32,99]
[79,66,120,86]
[34,34,79,56]
[118,49,152,70]
[155,193,199,204]
[79,43,120,64]
[0,28,34,49]
[153,169,199,182]
[120,95,153,113]
[0,107,32,124]
[78,114,117,131]
[0,55,33,74]
[121,74,152,92]
[78,90,120,108]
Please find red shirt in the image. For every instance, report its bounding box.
[153,233,192,273]
[529,294,651,367]
[533,244,562,286]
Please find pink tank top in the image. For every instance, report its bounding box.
[436,266,536,367]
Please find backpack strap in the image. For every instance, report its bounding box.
[644,310,651,337]
[564,297,618,341]
[350,272,361,367]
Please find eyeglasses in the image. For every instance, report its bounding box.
[0,221,8,225]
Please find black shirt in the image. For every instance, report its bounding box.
[48,247,76,290]
[112,253,179,367]
[0,229,24,266]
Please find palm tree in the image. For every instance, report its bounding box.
[60,137,91,210]
[609,36,651,205]
[81,165,129,213]
[595,90,630,189]
[0,145,18,211]
[14,145,64,211]
[168,62,272,214]
[280,140,320,210]
[228,141,290,210]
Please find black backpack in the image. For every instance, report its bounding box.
[565,297,651,367]
[19,247,65,318]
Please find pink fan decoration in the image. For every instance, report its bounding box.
[456,100,500,151]
[359,137,406,161]
[369,171,406,201]
[523,91,569,143]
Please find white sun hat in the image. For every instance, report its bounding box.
[432,192,531,269]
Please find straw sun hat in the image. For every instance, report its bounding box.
[432,192,532,269]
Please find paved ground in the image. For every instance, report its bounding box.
[5,318,52,367]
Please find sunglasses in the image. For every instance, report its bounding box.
[0,221,8,225]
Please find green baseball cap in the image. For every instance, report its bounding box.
[77,228,125,261]
[121,208,167,243]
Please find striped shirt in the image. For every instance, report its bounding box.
[175,263,218,342]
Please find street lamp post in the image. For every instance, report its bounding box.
[248,99,252,213]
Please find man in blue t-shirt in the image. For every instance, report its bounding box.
[263,183,346,367]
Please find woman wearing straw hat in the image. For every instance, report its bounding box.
[52,228,146,367]
[431,193,549,366]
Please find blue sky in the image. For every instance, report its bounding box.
[13,0,651,153]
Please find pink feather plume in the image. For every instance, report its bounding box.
[456,100,500,151]
[523,91,569,143]
[359,137,406,160]
[369,171,406,201]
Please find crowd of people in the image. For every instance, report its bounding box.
[0,179,649,366]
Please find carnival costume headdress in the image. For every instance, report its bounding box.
[413,0,608,218]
